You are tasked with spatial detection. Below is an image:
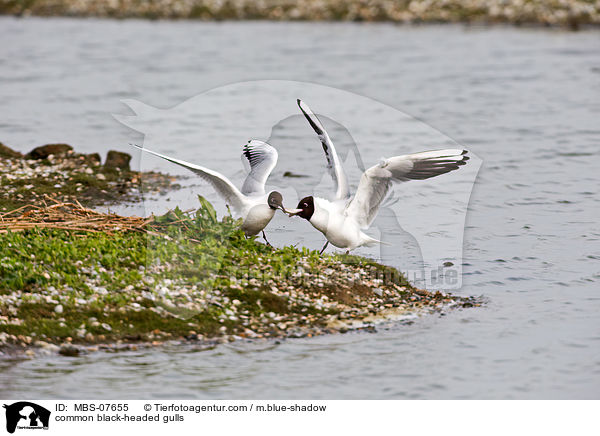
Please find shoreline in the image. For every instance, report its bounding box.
[0,141,180,212]
[1,0,599,29]
[0,142,480,358]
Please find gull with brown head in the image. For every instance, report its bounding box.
[132,140,288,245]
[288,99,470,254]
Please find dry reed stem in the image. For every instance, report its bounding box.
[0,195,152,234]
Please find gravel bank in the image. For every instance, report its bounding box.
[1,0,598,28]
[0,141,179,211]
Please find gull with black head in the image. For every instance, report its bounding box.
[288,99,470,253]
[132,140,288,245]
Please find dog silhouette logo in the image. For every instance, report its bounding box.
[3,402,50,433]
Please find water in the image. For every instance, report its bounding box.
[1,18,599,399]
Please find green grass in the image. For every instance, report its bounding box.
[1,199,410,344]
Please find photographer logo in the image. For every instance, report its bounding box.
[3,402,50,434]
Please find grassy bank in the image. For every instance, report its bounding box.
[0,201,478,356]
[1,0,598,28]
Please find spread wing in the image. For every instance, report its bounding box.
[131,144,247,214]
[297,99,350,201]
[240,140,278,195]
[345,149,469,228]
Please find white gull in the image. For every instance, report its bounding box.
[132,140,288,245]
[288,99,470,253]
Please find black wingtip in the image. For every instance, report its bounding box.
[297,100,324,136]
[455,151,470,165]
[297,98,302,105]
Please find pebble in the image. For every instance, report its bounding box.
[58,344,80,357]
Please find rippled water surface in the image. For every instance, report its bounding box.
[0,18,599,399]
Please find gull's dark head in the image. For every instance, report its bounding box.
[267,191,287,213]
[287,196,314,220]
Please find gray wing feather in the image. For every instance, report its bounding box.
[240,140,278,195]
[297,99,350,200]
[131,144,247,214]
[346,149,469,228]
